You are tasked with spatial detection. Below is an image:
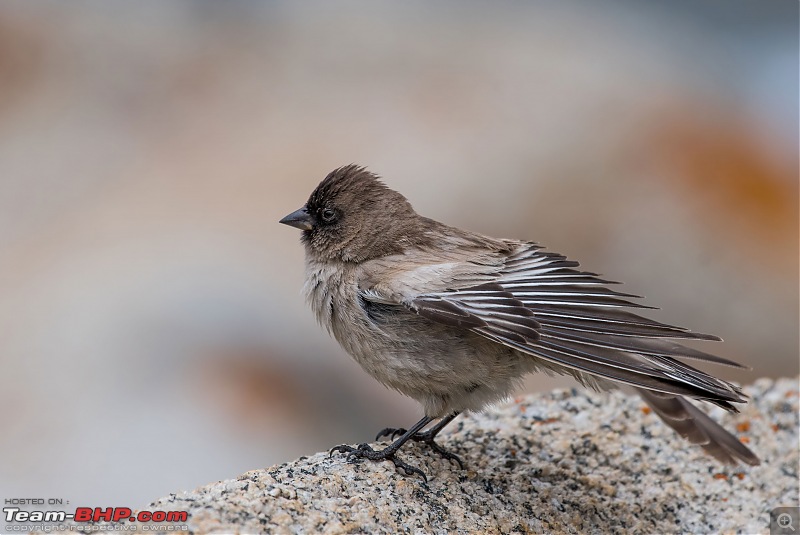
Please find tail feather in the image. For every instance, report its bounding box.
[637,389,760,466]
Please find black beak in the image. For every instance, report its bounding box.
[279,207,313,230]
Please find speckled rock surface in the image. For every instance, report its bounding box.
[140,378,797,534]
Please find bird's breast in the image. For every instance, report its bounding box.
[303,260,347,334]
[302,259,533,416]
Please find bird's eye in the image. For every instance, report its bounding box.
[320,208,337,223]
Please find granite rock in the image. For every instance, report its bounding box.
[131,378,798,533]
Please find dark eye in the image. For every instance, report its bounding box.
[320,208,337,223]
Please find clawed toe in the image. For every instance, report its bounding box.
[425,440,465,469]
[329,442,428,482]
[329,443,370,459]
[389,457,427,481]
[375,427,407,441]
[329,443,355,457]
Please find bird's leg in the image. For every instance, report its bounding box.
[411,412,464,468]
[330,416,434,481]
[375,412,464,469]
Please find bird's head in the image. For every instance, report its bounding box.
[280,165,421,262]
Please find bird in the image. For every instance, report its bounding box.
[279,164,759,481]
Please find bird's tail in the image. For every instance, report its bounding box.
[636,388,760,466]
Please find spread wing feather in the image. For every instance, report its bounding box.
[413,283,541,345]
[402,244,746,408]
[638,389,760,465]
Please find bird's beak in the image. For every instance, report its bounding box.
[279,207,313,230]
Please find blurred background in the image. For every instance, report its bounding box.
[0,0,797,511]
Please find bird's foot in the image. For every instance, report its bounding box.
[329,443,427,482]
[374,428,464,469]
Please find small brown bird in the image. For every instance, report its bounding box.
[280,165,759,480]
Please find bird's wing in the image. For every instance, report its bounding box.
[360,244,746,409]
[405,281,543,344]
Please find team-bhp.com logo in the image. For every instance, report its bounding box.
[4,505,188,532]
